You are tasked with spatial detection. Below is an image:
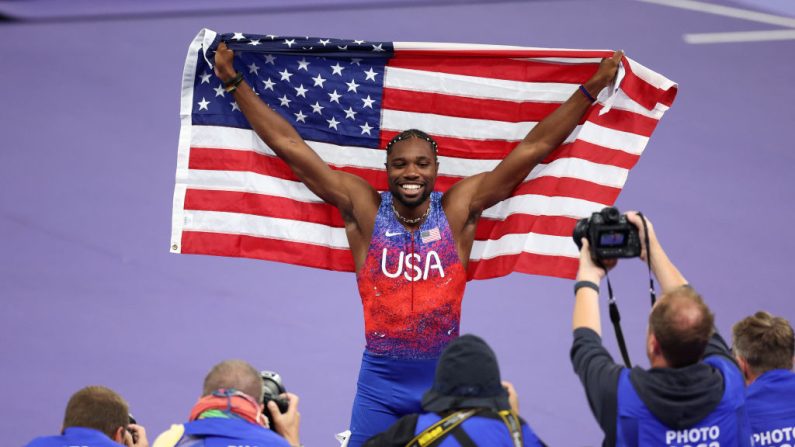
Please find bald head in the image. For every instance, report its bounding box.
[649,286,714,368]
[203,360,263,402]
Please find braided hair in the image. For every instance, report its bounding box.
[385,129,438,157]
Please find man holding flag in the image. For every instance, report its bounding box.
[210,39,621,445]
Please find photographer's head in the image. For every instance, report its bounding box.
[647,286,714,368]
[732,311,794,385]
[62,386,129,442]
[203,359,264,402]
[421,334,511,413]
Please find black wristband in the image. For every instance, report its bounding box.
[574,280,600,295]
[224,72,244,92]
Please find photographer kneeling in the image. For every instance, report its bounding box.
[571,211,752,446]
[152,360,300,447]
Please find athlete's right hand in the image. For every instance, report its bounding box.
[214,42,237,83]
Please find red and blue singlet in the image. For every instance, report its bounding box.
[356,191,467,359]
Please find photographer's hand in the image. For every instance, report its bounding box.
[626,212,687,293]
[270,392,301,447]
[502,381,520,414]
[123,424,149,447]
[576,238,616,284]
[572,239,616,334]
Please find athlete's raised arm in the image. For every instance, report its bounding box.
[213,42,377,214]
[444,51,623,235]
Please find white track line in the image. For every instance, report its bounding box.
[637,0,795,28]
[685,29,795,43]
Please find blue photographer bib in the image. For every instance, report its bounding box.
[615,356,752,447]
[746,369,795,447]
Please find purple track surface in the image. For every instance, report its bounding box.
[1,1,794,445]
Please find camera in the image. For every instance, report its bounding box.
[261,370,290,426]
[128,414,139,444]
[573,206,641,260]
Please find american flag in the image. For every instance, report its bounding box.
[171,28,677,280]
[421,228,442,244]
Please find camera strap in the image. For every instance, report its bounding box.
[635,212,657,306]
[405,409,479,447]
[598,212,658,369]
[405,409,523,447]
[601,268,632,368]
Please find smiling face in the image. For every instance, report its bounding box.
[386,137,439,208]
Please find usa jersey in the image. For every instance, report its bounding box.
[356,192,466,359]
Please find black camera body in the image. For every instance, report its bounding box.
[261,370,289,426]
[573,207,641,260]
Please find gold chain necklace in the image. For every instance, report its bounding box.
[392,202,430,225]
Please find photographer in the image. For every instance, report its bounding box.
[25,385,149,447]
[363,334,545,447]
[152,360,300,447]
[732,312,795,443]
[571,212,752,446]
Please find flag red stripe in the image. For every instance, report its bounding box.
[475,214,576,240]
[382,89,660,137]
[542,141,640,170]
[189,148,623,203]
[382,88,578,124]
[512,176,621,204]
[586,105,660,137]
[388,55,598,84]
[184,189,346,227]
[467,252,578,280]
[181,231,355,271]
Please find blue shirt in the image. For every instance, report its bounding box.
[615,356,752,447]
[746,369,795,447]
[26,427,121,447]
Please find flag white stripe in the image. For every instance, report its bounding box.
[480,194,609,220]
[470,232,579,260]
[578,122,649,155]
[190,125,640,176]
[183,210,350,248]
[385,66,579,102]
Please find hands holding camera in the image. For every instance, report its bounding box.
[123,423,149,447]
[267,392,301,447]
[577,211,655,282]
[575,209,687,294]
